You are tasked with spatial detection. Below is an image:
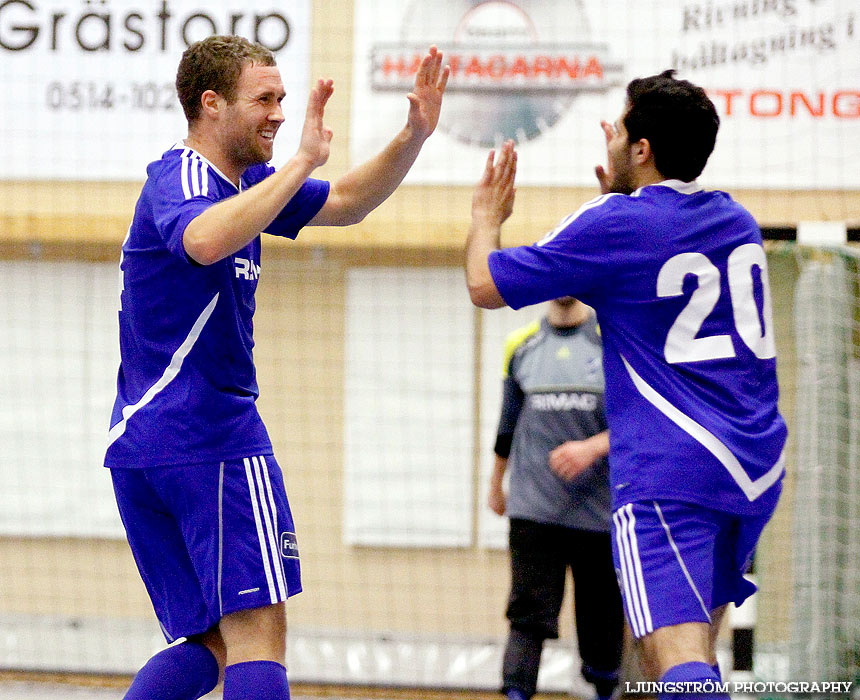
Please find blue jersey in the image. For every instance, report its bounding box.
[488,180,786,515]
[105,144,329,468]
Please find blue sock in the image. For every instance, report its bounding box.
[224,660,290,700]
[658,661,729,700]
[124,641,219,700]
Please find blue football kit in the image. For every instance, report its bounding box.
[107,144,328,640]
[488,180,787,633]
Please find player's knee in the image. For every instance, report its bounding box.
[191,627,227,677]
[219,603,287,661]
[637,621,711,679]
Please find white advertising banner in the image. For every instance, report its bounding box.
[0,0,311,180]
[351,0,860,189]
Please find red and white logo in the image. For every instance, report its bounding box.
[370,0,623,147]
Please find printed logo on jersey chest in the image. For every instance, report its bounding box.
[234,257,261,280]
[530,392,597,411]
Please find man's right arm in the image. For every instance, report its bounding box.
[183,79,335,265]
[466,141,517,309]
[487,454,508,516]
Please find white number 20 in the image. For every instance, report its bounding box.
[656,243,775,364]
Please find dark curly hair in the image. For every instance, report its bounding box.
[623,70,720,182]
[176,35,276,123]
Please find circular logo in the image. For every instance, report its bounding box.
[371,0,622,147]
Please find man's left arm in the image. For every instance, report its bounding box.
[308,46,449,227]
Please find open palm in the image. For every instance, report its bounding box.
[406,46,450,139]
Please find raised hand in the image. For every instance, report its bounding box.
[472,140,517,227]
[594,120,615,194]
[406,46,450,140]
[297,78,334,169]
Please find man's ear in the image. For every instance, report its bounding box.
[631,138,652,165]
[199,90,223,118]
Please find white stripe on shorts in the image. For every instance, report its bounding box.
[653,501,711,622]
[218,461,225,616]
[613,504,653,637]
[252,456,287,600]
[244,457,279,604]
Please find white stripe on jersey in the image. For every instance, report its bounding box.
[191,157,201,197]
[613,504,653,637]
[179,149,211,199]
[180,149,192,199]
[536,193,622,248]
[245,457,278,604]
[653,501,710,621]
[252,456,287,601]
[536,181,703,249]
[620,354,785,501]
[107,293,219,446]
[173,143,236,198]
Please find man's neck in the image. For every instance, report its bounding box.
[632,164,666,191]
[184,133,243,187]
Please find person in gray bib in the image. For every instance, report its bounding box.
[488,297,624,700]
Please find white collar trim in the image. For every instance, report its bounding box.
[632,179,703,197]
[171,142,241,192]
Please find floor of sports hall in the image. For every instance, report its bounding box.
[0,673,518,700]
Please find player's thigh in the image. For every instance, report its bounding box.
[111,466,213,642]
[506,518,568,637]
[611,501,723,640]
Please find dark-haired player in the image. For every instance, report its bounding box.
[466,70,786,700]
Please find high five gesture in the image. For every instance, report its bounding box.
[297,78,335,169]
[406,45,450,140]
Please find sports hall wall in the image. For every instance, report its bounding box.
[1,0,858,683]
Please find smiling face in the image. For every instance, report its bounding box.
[220,63,286,170]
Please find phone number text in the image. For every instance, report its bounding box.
[46,81,176,111]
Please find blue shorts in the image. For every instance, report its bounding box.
[611,500,772,638]
[111,454,301,642]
